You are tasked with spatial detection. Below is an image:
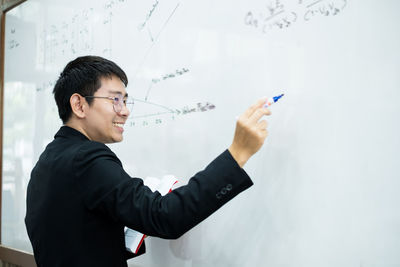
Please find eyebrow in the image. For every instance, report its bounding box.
[108,90,128,97]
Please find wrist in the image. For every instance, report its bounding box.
[228,145,250,168]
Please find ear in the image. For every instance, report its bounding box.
[70,93,87,119]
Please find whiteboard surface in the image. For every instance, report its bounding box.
[3,0,400,266]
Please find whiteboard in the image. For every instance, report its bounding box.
[3,0,400,266]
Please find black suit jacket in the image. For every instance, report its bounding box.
[25,126,253,267]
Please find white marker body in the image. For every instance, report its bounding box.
[264,97,276,108]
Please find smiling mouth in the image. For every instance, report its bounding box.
[113,122,125,128]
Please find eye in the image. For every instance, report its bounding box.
[113,95,122,103]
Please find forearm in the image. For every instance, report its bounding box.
[120,150,253,239]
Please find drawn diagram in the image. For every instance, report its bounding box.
[15,0,348,128]
[128,99,216,127]
[127,0,216,127]
[21,0,216,127]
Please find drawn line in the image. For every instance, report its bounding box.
[264,10,285,22]
[144,83,153,101]
[147,27,154,42]
[133,98,176,113]
[307,0,324,8]
[154,2,180,41]
[134,2,181,78]
[130,111,175,120]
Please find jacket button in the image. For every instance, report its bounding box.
[226,184,232,191]
[216,192,222,199]
[221,188,227,195]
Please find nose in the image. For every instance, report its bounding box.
[118,104,130,117]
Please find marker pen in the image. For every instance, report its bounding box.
[264,94,284,108]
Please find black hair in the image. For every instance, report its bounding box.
[53,56,128,123]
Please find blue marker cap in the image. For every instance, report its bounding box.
[273,94,284,103]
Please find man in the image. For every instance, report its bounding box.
[25,56,271,267]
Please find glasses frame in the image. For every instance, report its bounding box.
[84,93,134,114]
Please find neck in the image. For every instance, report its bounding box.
[65,119,92,140]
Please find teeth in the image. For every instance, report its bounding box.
[113,123,124,128]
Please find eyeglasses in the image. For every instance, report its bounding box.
[84,93,134,114]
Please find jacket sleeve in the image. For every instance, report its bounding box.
[74,141,253,239]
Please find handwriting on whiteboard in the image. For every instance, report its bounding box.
[8,28,20,50]
[35,0,131,65]
[304,0,347,20]
[152,68,189,84]
[245,0,347,34]
[36,80,56,92]
[145,67,190,101]
[138,0,159,30]
[37,7,95,66]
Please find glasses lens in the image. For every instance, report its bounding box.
[125,97,134,114]
[113,94,134,114]
[112,95,122,113]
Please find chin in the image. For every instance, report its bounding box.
[104,135,123,144]
[113,135,124,143]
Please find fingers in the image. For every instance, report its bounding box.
[229,99,272,167]
[259,128,268,141]
[257,119,268,130]
[249,107,271,124]
[257,120,269,141]
[243,98,268,119]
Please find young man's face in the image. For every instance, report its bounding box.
[83,75,130,143]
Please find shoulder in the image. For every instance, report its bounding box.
[74,141,122,169]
